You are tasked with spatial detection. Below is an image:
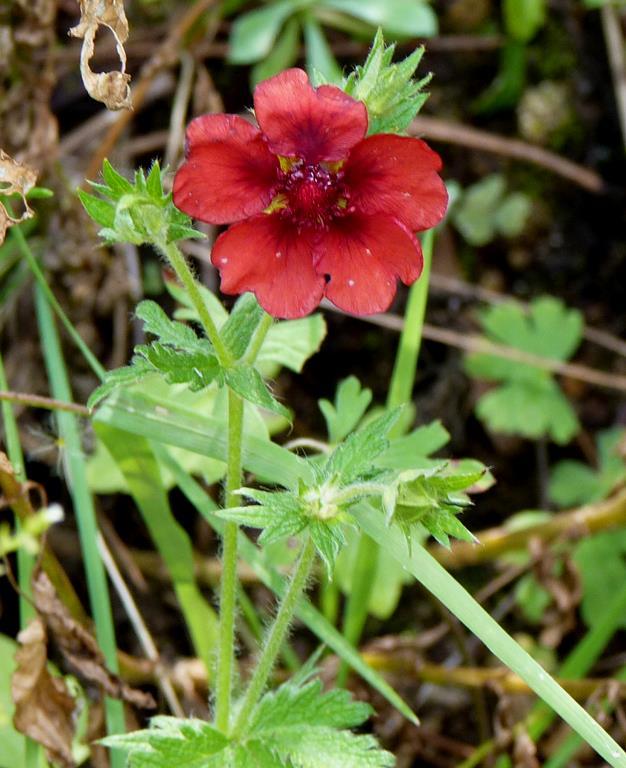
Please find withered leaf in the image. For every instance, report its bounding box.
[12,618,76,768]
[69,0,132,110]
[33,571,155,709]
[0,149,37,245]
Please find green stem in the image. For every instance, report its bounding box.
[387,228,434,414]
[339,230,435,681]
[215,389,244,732]
[232,536,316,736]
[10,226,105,381]
[159,240,231,366]
[243,312,273,365]
[34,286,125,768]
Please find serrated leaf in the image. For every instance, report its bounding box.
[136,300,211,351]
[225,364,290,419]
[102,158,134,195]
[309,519,345,576]
[138,344,221,390]
[319,376,372,444]
[220,293,266,359]
[377,420,450,469]
[77,189,116,229]
[87,362,152,409]
[323,409,400,484]
[244,676,394,768]
[102,717,229,768]
[574,529,626,629]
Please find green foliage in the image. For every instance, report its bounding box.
[319,376,372,444]
[574,529,626,629]
[549,427,626,507]
[388,464,482,547]
[466,297,583,443]
[504,0,546,42]
[88,298,289,419]
[342,29,431,135]
[472,41,526,114]
[228,1,436,91]
[451,174,532,246]
[323,0,437,38]
[104,674,393,768]
[78,160,202,246]
[0,505,62,561]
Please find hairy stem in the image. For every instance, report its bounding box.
[232,536,317,736]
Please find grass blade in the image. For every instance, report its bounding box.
[35,286,125,767]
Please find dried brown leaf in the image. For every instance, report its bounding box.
[33,571,155,709]
[0,149,37,245]
[12,618,77,768]
[69,0,132,110]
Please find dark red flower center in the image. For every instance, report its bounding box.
[279,162,348,227]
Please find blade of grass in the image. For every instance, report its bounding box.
[11,226,105,381]
[34,285,125,767]
[95,423,220,677]
[356,503,626,768]
[339,230,435,683]
[0,345,44,768]
[152,443,418,724]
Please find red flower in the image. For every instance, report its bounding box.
[173,69,447,319]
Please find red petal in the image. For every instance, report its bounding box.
[315,214,423,315]
[344,134,448,231]
[173,114,280,225]
[254,69,367,163]
[211,215,325,319]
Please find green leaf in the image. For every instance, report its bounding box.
[495,192,533,238]
[77,189,116,229]
[504,0,546,42]
[472,41,526,114]
[251,16,301,86]
[229,0,305,64]
[319,376,372,444]
[452,174,506,246]
[466,297,583,443]
[225,364,290,420]
[258,314,326,373]
[138,344,221,390]
[342,29,431,134]
[323,409,400,484]
[136,300,209,352]
[220,293,266,360]
[377,420,450,469]
[549,427,626,507]
[303,16,342,84]
[244,675,395,767]
[102,158,134,195]
[87,362,152,409]
[103,717,229,767]
[574,529,626,629]
[309,518,346,575]
[324,0,437,38]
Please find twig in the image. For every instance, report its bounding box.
[164,52,196,169]
[324,302,626,394]
[361,652,626,700]
[601,4,626,151]
[409,116,605,192]
[0,389,89,416]
[430,487,626,569]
